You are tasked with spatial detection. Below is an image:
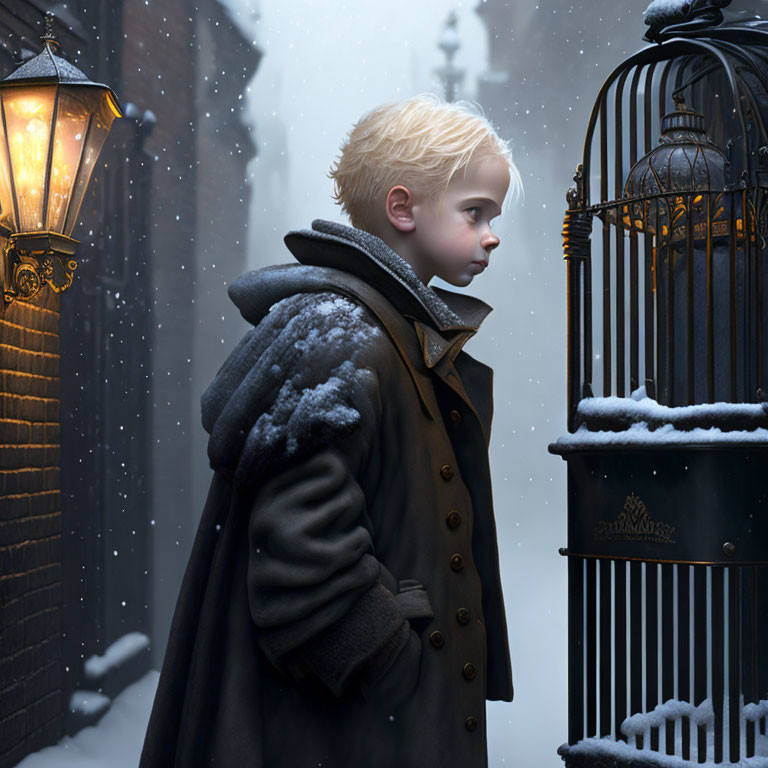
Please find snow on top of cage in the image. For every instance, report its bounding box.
[643,0,693,25]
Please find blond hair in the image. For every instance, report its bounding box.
[329,94,522,231]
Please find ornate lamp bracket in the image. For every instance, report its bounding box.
[2,232,79,303]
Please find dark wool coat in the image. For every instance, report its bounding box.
[139,220,513,768]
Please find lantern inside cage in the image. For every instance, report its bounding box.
[618,96,754,406]
[0,20,122,302]
[553,3,768,767]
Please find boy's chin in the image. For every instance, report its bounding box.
[439,272,475,288]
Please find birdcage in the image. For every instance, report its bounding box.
[553,3,768,766]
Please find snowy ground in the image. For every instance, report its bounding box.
[16,672,158,768]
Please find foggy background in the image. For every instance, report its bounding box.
[8,1,753,766]
[202,1,644,766]
[182,1,646,766]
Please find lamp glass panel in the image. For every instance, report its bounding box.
[1,85,56,232]
[63,88,118,237]
[46,88,92,234]
[0,110,15,232]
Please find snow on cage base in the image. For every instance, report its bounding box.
[621,699,714,736]
[560,735,768,768]
[560,697,768,767]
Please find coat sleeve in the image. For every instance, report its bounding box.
[237,291,426,703]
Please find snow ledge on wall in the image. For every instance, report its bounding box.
[84,632,150,680]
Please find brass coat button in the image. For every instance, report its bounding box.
[465,715,478,732]
[456,608,471,626]
[446,509,462,530]
[440,463,454,481]
[429,630,445,649]
[449,553,464,572]
[462,662,477,681]
[449,409,462,424]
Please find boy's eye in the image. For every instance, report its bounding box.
[466,207,481,221]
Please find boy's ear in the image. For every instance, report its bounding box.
[385,186,416,233]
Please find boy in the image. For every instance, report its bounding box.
[140,94,520,768]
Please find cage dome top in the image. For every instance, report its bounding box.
[624,100,726,206]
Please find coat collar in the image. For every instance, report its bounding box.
[283,219,493,338]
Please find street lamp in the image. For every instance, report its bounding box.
[0,14,123,303]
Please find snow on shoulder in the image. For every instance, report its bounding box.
[245,291,383,463]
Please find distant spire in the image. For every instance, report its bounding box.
[435,11,465,102]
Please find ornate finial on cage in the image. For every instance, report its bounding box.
[566,165,585,210]
[643,0,732,44]
[40,11,60,49]
[662,99,706,134]
[563,165,592,262]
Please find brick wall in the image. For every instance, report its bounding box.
[0,286,63,768]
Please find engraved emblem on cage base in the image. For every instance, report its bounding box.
[594,493,676,545]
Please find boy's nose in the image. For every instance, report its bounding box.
[482,231,500,253]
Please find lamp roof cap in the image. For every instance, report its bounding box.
[0,17,123,117]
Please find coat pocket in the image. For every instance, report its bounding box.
[358,579,432,712]
[395,580,434,624]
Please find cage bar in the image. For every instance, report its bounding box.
[586,557,597,737]
[679,564,691,761]
[614,560,627,742]
[599,558,612,736]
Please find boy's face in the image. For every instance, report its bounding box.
[409,152,510,287]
